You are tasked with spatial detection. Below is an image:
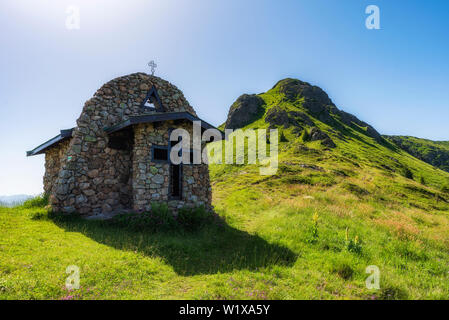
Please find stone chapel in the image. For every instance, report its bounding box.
[27,73,216,215]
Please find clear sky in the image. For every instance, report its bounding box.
[0,0,448,195]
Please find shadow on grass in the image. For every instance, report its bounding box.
[50,215,297,276]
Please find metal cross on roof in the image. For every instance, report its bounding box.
[148,60,157,76]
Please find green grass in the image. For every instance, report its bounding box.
[206,139,449,299]
[3,137,449,300]
[2,79,449,299]
[0,202,296,300]
[384,135,449,173]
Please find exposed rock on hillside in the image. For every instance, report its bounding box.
[274,78,382,142]
[224,94,265,129]
[337,110,382,141]
[274,78,332,113]
[224,78,383,144]
[265,106,314,129]
[309,127,336,148]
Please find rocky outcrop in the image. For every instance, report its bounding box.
[224,94,265,129]
[337,110,382,141]
[265,106,314,129]
[274,78,332,114]
[309,127,336,148]
[272,78,382,141]
[309,127,328,141]
[224,78,382,144]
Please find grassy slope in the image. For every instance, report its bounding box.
[0,203,297,300]
[2,82,449,300]
[384,135,449,173]
[210,82,449,299]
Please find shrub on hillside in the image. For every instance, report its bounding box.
[401,167,414,180]
[300,129,310,142]
[441,184,449,194]
[30,210,49,220]
[109,203,175,232]
[108,203,216,232]
[305,212,319,244]
[22,194,48,208]
[332,262,354,280]
[378,285,408,300]
[177,206,216,231]
[279,131,288,142]
[345,228,362,254]
[342,183,370,197]
[419,176,426,185]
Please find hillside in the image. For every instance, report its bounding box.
[384,135,449,173]
[1,78,449,300]
[210,78,449,298]
[217,78,449,190]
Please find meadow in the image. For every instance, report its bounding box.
[2,78,449,300]
[2,132,449,299]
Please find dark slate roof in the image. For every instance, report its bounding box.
[26,128,74,157]
[103,112,219,134]
[27,113,221,157]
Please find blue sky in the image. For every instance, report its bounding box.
[0,0,448,195]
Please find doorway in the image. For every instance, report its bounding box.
[169,164,182,199]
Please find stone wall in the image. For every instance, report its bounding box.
[43,139,71,195]
[49,72,212,215]
[132,121,212,212]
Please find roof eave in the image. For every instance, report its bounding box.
[26,128,74,157]
[103,112,222,135]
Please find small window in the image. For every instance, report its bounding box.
[168,131,198,164]
[152,145,168,162]
[169,147,196,164]
[143,98,157,110]
[141,87,165,112]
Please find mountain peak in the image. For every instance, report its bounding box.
[271,78,334,116]
[224,78,382,143]
[224,94,265,130]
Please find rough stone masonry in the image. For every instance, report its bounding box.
[27,73,215,216]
